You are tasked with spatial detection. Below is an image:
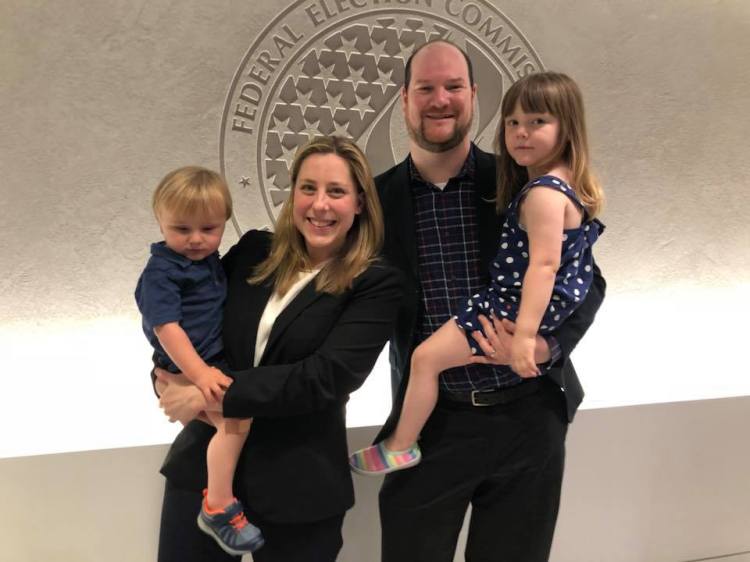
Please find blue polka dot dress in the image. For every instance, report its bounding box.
[455,175,604,355]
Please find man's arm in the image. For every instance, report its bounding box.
[549,262,606,364]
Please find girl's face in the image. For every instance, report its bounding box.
[292,153,362,267]
[157,206,226,262]
[504,102,561,176]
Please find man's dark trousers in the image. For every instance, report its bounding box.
[379,378,568,562]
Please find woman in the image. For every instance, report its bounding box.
[154,136,402,561]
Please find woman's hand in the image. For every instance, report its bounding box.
[155,368,217,425]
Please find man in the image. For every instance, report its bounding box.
[374,40,605,562]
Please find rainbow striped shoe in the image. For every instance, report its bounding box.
[349,441,422,476]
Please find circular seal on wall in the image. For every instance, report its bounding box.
[220,0,544,231]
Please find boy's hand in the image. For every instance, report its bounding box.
[510,335,541,378]
[192,366,232,403]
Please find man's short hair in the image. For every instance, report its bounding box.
[403,39,475,89]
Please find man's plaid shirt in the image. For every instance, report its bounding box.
[409,147,523,392]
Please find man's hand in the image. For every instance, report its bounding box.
[467,315,551,366]
[467,314,513,365]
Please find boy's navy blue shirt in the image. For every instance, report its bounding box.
[135,241,226,372]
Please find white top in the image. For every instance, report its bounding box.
[254,268,321,367]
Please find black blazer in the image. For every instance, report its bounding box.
[374,146,606,442]
[160,230,402,524]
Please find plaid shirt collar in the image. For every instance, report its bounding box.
[407,144,478,188]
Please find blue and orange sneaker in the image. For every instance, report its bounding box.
[197,491,265,556]
[349,441,422,476]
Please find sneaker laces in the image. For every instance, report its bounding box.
[229,511,249,531]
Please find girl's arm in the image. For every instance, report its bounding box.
[512,188,569,377]
[154,322,232,402]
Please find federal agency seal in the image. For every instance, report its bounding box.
[220,0,544,231]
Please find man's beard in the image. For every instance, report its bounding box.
[406,113,473,153]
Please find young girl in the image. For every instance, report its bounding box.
[349,71,605,475]
[135,167,264,555]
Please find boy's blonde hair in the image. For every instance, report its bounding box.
[495,71,604,218]
[250,136,384,296]
[152,166,233,221]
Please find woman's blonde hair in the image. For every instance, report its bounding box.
[250,136,384,295]
[152,166,232,221]
[495,71,604,218]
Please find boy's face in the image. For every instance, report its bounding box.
[157,206,226,261]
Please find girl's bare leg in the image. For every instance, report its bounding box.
[204,412,252,510]
[386,319,473,450]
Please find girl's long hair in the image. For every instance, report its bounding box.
[249,136,384,295]
[495,72,604,218]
